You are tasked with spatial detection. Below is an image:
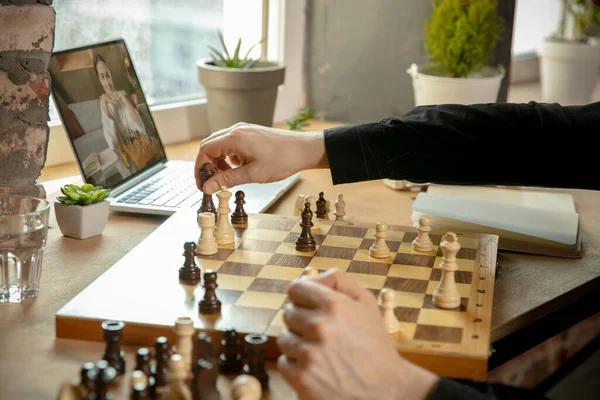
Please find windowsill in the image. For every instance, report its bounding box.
[507,79,600,104]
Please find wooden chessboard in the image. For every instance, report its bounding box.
[55,207,498,380]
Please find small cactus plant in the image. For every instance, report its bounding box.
[57,183,111,206]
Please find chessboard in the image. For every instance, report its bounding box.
[55,190,498,381]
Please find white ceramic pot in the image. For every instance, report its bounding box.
[407,63,505,106]
[54,200,109,240]
[538,38,600,105]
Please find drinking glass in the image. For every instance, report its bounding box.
[0,196,50,303]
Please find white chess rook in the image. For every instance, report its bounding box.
[334,193,346,221]
[196,212,218,255]
[412,215,434,252]
[369,221,390,258]
[214,186,234,244]
[433,232,461,309]
[380,288,400,334]
[173,317,195,379]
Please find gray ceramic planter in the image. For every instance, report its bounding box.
[54,200,109,240]
[197,58,285,132]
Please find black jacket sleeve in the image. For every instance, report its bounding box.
[430,378,549,399]
[323,101,600,190]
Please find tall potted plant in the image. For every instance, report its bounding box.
[197,30,285,132]
[538,0,600,105]
[407,0,505,106]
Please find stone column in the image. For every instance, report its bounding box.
[0,0,55,199]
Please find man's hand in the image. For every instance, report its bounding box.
[276,269,439,400]
[194,122,328,194]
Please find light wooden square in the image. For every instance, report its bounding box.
[417,308,468,328]
[426,281,472,298]
[242,228,289,242]
[258,265,304,281]
[396,321,418,340]
[196,259,224,271]
[365,228,405,242]
[433,257,476,272]
[397,242,439,256]
[235,291,287,310]
[388,264,433,281]
[380,291,426,309]
[346,272,387,289]
[264,310,286,336]
[353,249,396,264]
[321,235,363,249]
[226,250,273,265]
[308,256,351,271]
[275,242,317,257]
[215,275,256,291]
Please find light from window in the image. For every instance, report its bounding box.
[512,0,562,56]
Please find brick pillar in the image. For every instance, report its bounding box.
[0,0,55,199]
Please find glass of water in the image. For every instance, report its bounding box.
[0,196,50,303]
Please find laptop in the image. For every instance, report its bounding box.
[49,39,299,216]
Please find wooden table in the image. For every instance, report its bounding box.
[3,121,600,398]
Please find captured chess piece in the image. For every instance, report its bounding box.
[219,329,243,374]
[57,381,79,400]
[199,269,221,314]
[92,360,117,400]
[173,317,195,379]
[130,370,150,400]
[135,348,153,379]
[194,332,218,369]
[243,334,269,390]
[154,336,170,389]
[101,320,126,375]
[304,195,319,229]
[369,222,390,258]
[334,193,346,221]
[412,215,434,252]
[214,186,235,244]
[167,354,193,400]
[192,359,220,400]
[80,361,95,396]
[433,232,461,309]
[303,266,319,276]
[231,374,262,400]
[196,212,218,256]
[198,162,216,216]
[380,288,400,334]
[316,192,327,219]
[295,202,317,252]
[231,190,248,225]
[179,242,201,283]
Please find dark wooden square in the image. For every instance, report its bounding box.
[247,278,290,294]
[366,288,381,299]
[422,294,468,311]
[283,232,326,245]
[414,324,463,343]
[267,253,313,268]
[217,262,263,277]
[347,261,391,276]
[359,239,401,252]
[393,253,436,268]
[328,225,369,238]
[196,248,235,262]
[394,306,421,323]
[315,245,357,260]
[256,218,299,231]
[237,238,282,253]
[429,269,473,284]
[384,277,429,293]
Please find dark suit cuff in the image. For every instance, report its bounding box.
[428,378,489,400]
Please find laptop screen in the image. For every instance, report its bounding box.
[49,39,167,189]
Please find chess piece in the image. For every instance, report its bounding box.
[243,334,269,390]
[196,212,218,255]
[101,320,126,375]
[92,360,117,400]
[199,270,221,314]
[193,332,218,370]
[219,329,243,374]
[334,193,346,221]
[192,359,220,400]
[179,242,201,283]
[57,381,79,400]
[295,202,317,252]
[304,195,319,229]
[433,232,461,309]
[412,215,434,252]
[135,348,153,379]
[231,375,262,400]
[130,370,150,400]
[198,162,216,217]
[303,266,319,276]
[80,361,95,395]
[316,192,327,219]
[369,222,390,258]
[293,194,305,216]
[231,190,248,225]
[214,186,234,244]
[380,288,400,334]
[154,336,170,389]
[173,317,195,379]
[167,354,193,400]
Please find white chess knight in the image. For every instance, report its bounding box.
[369,221,390,258]
[293,194,305,216]
[433,232,461,309]
[380,288,400,334]
[196,212,218,255]
[214,186,234,244]
[412,214,434,252]
[304,195,319,230]
[334,193,346,221]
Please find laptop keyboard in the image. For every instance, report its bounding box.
[116,166,201,208]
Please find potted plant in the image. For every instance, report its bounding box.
[406,0,505,106]
[538,0,600,105]
[197,30,285,132]
[54,183,111,240]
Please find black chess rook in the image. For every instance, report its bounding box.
[295,202,317,252]
[198,270,221,314]
[179,241,201,283]
[243,333,269,390]
[101,320,126,375]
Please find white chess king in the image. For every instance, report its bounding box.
[214,186,234,244]
[433,232,461,309]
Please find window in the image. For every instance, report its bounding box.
[512,0,562,56]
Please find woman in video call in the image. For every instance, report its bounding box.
[93,53,149,175]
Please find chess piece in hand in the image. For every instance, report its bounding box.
[276,269,439,400]
[195,123,329,194]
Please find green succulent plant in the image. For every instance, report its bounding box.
[57,184,111,206]
[286,108,314,131]
[208,29,261,68]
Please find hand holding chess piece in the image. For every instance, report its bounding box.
[369,222,390,258]
[412,215,434,252]
[433,232,461,309]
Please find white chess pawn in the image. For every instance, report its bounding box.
[412,214,434,252]
[214,186,234,244]
[173,317,194,379]
[433,232,461,309]
[305,195,319,229]
[380,288,399,334]
[231,374,262,400]
[369,221,390,258]
[303,266,319,276]
[293,194,305,216]
[196,212,218,255]
[334,193,346,221]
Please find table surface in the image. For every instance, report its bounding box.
[3,121,600,399]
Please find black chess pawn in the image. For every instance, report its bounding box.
[218,329,243,374]
[316,192,327,219]
[230,190,248,225]
[198,270,221,314]
[91,360,116,400]
[179,241,201,283]
[79,361,95,396]
[101,320,126,375]
[192,359,220,400]
[194,332,218,369]
[243,333,269,390]
[135,348,153,378]
[295,202,317,252]
[198,162,217,217]
[153,336,170,388]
